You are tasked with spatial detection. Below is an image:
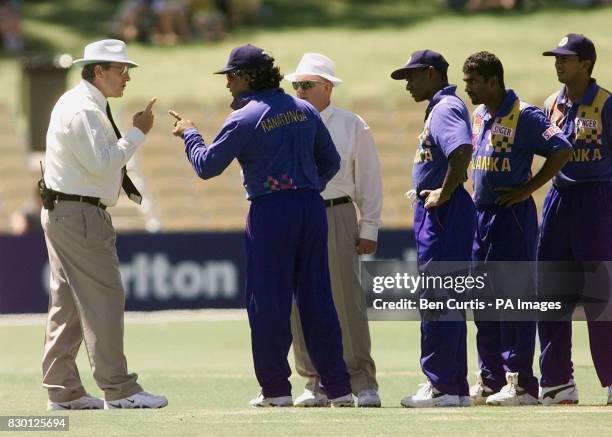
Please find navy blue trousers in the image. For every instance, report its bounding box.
[245,189,351,398]
[472,198,538,397]
[537,183,612,388]
[414,187,476,396]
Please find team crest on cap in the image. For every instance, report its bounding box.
[558,36,569,47]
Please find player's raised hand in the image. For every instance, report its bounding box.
[133,97,157,134]
[169,109,196,137]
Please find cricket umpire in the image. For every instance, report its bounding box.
[41,39,167,410]
[170,44,353,407]
[391,49,476,408]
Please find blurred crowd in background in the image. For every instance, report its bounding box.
[3,0,612,54]
[0,0,23,53]
[448,0,612,11]
[112,0,262,45]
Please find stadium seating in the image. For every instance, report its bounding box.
[0,99,549,233]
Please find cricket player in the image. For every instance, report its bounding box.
[538,33,612,406]
[463,51,572,406]
[170,44,353,407]
[391,49,476,408]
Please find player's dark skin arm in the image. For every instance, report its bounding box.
[495,148,572,207]
[420,143,472,209]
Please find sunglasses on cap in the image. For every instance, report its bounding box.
[291,80,325,90]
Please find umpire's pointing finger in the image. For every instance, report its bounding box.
[145,97,157,113]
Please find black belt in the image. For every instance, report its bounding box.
[324,196,351,207]
[53,192,107,210]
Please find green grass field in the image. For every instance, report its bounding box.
[1,315,610,436]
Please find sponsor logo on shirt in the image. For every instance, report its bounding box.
[491,124,513,137]
[542,125,563,141]
[472,118,483,137]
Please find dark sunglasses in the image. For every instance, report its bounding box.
[291,80,324,90]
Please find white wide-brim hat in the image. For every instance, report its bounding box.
[72,39,139,67]
[285,53,342,87]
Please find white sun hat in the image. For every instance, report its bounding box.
[72,39,139,67]
[285,52,342,87]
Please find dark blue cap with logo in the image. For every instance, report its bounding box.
[214,44,273,74]
[391,49,449,80]
[542,33,596,62]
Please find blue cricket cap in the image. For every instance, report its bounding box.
[543,33,596,63]
[391,49,449,80]
[214,44,273,74]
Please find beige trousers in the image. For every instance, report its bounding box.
[291,202,378,395]
[41,201,142,402]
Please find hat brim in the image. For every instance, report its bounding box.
[542,48,578,57]
[284,72,343,87]
[214,66,235,74]
[72,58,139,67]
[390,64,430,80]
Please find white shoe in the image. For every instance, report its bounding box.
[470,370,495,406]
[400,381,460,408]
[293,389,328,407]
[48,394,104,410]
[329,393,354,407]
[607,385,611,405]
[250,392,293,407]
[539,380,579,405]
[486,372,538,406]
[104,391,168,409]
[357,389,381,408]
[459,396,471,407]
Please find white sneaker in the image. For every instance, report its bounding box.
[539,380,579,405]
[104,391,168,409]
[329,393,354,407]
[470,370,494,406]
[48,394,104,410]
[249,393,293,407]
[607,385,611,405]
[486,372,538,406]
[357,389,381,408]
[293,389,329,407]
[400,381,460,408]
[459,396,471,407]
